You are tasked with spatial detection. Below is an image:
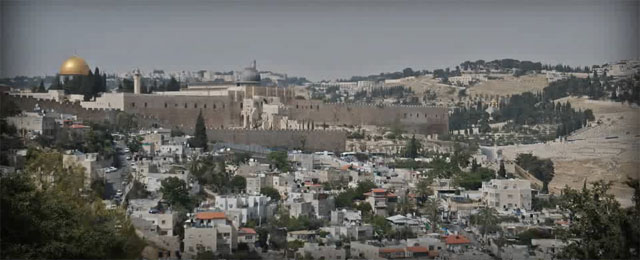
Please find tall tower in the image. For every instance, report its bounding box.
[133,68,142,94]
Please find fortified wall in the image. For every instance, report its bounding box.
[122,94,239,129]
[2,94,347,152]
[285,100,449,134]
[4,94,119,123]
[207,129,347,152]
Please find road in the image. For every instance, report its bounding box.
[103,142,131,203]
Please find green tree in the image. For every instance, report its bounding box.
[557,181,638,259]
[415,177,433,204]
[369,215,392,240]
[0,97,21,118]
[191,110,208,151]
[37,80,46,93]
[166,76,180,91]
[420,197,440,232]
[260,187,281,201]
[471,207,500,238]
[1,151,145,259]
[159,177,193,210]
[267,151,290,172]
[403,135,421,158]
[498,160,507,178]
[230,175,246,193]
[516,153,554,193]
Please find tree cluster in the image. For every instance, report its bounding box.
[50,67,108,101]
[189,155,245,194]
[0,150,145,259]
[353,85,414,102]
[267,151,291,172]
[515,153,554,193]
[557,180,639,259]
[334,180,377,208]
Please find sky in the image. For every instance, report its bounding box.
[1,0,638,81]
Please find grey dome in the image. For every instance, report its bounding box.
[237,60,261,83]
[239,67,260,82]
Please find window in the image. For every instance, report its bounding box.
[404,113,407,118]
[164,103,167,108]
[162,220,166,224]
[184,103,187,108]
[131,102,135,107]
[240,103,243,109]
[144,102,147,108]
[296,104,299,109]
[213,104,217,109]
[194,103,198,108]
[204,104,207,109]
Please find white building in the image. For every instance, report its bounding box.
[214,194,270,227]
[481,179,532,211]
[296,243,347,260]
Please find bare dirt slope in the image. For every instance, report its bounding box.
[498,98,639,207]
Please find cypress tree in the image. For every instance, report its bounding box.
[192,110,208,151]
[498,160,507,178]
[37,80,46,93]
[404,135,420,159]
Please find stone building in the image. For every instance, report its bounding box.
[5,112,57,136]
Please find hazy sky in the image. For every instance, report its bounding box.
[1,0,638,80]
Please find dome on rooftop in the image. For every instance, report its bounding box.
[59,56,90,76]
[237,60,261,83]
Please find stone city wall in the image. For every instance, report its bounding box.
[285,100,449,134]
[4,94,119,123]
[122,94,240,129]
[3,94,164,128]
[207,129,347,152]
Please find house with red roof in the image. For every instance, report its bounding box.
[364,188,398,217]
[183,211,238,257]
[238,227,257,244]
[444,234,471,252]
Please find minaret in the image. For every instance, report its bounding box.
[133,68,142,94]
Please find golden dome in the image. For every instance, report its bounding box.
[59,56,90,76]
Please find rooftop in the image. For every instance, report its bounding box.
[195,212,226,220]
[406,246,428,253]
[445,235,471,245]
